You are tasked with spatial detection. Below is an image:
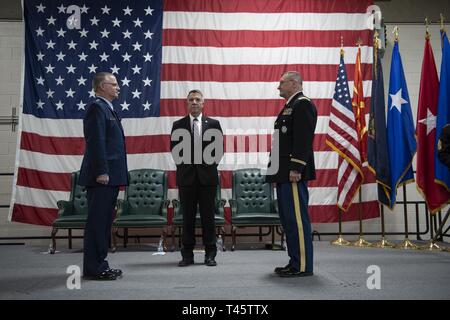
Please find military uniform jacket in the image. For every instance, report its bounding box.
[438,124,450,169]
[78,98,129,187]
[266,92,317,183]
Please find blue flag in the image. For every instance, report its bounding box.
[367,48,391,207]
[386,41,417,208]
[435,31,450,189]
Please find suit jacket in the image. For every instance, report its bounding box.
[78,98,129,187]
[266,92,317,183]
[171,115,223,186]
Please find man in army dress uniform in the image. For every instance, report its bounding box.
[266,71,317,277]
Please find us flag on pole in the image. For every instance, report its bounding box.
[10,0,379,226]
[326,53,365,212]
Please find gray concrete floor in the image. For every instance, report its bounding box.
[0,241,449,300]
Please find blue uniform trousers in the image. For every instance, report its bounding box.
[276,181,313,273]
[83,186,119,276]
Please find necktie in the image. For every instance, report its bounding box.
[192,118,201,164]
[193,118,201,142]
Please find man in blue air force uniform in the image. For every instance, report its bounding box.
[79,72,129,280]
[266,71,317,277]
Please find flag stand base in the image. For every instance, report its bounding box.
[395,239,419,250]
[373,237,395,248]
[331,236,350,246]
[352,237,372,247]
[421,241,442,251]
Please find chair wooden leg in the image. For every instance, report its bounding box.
[231,226,236,251]
[171,225,176,252]
[271,226,275,246]
[50,227,58,254]
[221,226,226,252]
[124,228,128,248]
[162,227,168,252]
[68,229,72,249]
[111,227,118,252]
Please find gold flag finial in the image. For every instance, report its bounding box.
[340,35,344,56]
[425,17,430,40]
[393,26,399,42]
[440,13,446,31]
[356,37,363,47]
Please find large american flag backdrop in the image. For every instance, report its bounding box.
[10,0,379,226]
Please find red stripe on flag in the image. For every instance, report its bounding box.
[11,203,58,226]
[164,0,373,13]
[21,132,84,155]
[161,63,373,82]
[16,168,71,191]
[160,98,372,117]
[163,30,373,48]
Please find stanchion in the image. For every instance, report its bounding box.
[331,208,350,246]
[352,188,372,247]
[426,206,450,252]
[373,204,395,248]
[396,184,419,250]
[422,212,442,251]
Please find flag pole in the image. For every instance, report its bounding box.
[396,184,420,249]
[352,39,371,248]
[352,187,373,247]
[331,208,351,246]
[331,36,351,246]
[372,32,395,249]
[418,21,443,251]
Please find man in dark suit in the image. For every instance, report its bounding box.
[266,71,317,277]
[79,72,129,280]
[170,89,223,267]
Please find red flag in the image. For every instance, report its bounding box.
[416,35,450,213]
[352,46,368,163]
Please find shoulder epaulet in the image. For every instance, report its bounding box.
[297,96,310,102]
[443,123,450,129]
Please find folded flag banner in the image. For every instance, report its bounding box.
[416,32,450,213]
[367,41,391,208]
[386,40,417,209]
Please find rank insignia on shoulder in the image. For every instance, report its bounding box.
[282,108,293,115]
[298,96,310,102]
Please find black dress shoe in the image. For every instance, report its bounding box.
[178,258,194,267]
[84,270,117,281]
[279,267,313,278]
[204,257,217,267]
[106,268,123,277]
[274,264,291,275]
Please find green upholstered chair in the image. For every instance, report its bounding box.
[171,176,226,251]
[229,168,282,251]
[112,169,169,251]
[50,171,88,254]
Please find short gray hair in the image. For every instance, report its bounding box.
[283,71,303,85]
[187,89,204,99]
[92,72,113,92]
